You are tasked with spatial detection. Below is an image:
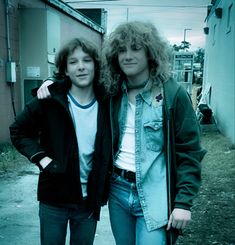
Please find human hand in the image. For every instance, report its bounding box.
[39,156,53,169]
[167,208,191,230]
[37,80,54,99]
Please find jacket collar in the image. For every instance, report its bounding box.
[120,79,162,106]
[46,79,71,110]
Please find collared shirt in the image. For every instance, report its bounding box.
[114,80,168,230]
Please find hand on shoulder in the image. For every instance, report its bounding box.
[37,80,54,99]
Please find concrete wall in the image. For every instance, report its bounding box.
[0,0,21,143]
[203,0,235,144]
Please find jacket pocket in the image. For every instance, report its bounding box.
[143,121,163,152]
[44,159,66,174]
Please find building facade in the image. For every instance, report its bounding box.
[203,0,235,144]
[0,0,105,143]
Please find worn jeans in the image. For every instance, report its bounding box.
[39,202,97,245]
[109,173,166,245]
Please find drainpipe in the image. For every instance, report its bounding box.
[5,0,11,62]
[5,0,16,117]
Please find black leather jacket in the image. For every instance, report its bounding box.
[9,81,112,220]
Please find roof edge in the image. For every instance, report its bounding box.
[42,0,105,34]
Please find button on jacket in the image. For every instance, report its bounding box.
[9,80,112,220]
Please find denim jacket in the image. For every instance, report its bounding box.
[110,77,206,234]
[115,81,168,230]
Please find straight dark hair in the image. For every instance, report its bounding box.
[54,37,102,98]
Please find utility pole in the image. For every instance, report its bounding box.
[126,8,129,22]
[183,28,192,50]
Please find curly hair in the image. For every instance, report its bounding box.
[101,21,173,95]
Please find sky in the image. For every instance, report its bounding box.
[64,0,212,50]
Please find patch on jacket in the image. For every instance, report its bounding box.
[152,87,164,107]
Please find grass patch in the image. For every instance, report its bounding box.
[176,130,235,245]
[0,143,29,173]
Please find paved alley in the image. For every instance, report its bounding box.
[0,165,115,245]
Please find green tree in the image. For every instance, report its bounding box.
[194,48,205,68]
[172,41,191,51]
[193,48,205,84]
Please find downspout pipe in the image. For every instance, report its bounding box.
[5,0,16,117]
[5,0,11,62]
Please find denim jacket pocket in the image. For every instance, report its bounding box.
[143,121,163,152]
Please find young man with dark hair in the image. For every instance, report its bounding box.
[10,37,111,245]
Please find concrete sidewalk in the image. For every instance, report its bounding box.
[0,165,115,245]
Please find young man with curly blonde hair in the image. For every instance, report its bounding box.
[101,21,206,245]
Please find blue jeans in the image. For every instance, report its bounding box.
[39,202,97,245]
[109,173,166,245]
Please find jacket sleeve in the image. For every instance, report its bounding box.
[9,98,47,164]
[173,86,206,210]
